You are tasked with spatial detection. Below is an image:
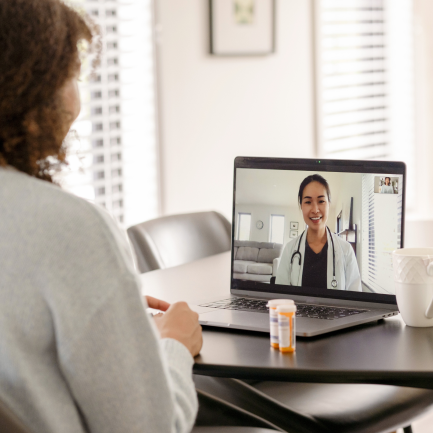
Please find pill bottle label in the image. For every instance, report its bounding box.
[269,308,279,348]
[278,312,296,353]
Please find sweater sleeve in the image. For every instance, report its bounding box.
[46,200,198,433]
[61,280,197,433]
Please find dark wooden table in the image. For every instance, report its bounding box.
[140,252,433,390]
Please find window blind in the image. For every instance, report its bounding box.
[315,0,390,159]
[60,0,159,228]
[361,173,402,294]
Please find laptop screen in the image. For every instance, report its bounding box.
[231,157,406,304]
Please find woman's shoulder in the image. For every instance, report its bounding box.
[1,167,118,240]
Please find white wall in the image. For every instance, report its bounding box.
[412,0,433,219]
[155,0,315,220]
[405,219,433,248]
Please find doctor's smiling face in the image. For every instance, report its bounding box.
[300,181,330,234]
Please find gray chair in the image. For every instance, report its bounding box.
[127,211,231,273]
[194,376,433,433]
[194,389,282,432]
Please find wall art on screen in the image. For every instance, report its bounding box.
[210,0,275,55]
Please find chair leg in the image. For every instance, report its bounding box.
[403,426,413,433]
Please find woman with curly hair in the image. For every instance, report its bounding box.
[0,1,202,432]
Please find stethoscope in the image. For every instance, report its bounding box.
[290,226,338,288]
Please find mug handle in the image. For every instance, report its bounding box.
[426,262,433,319]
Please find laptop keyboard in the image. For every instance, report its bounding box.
[199,298,369,320]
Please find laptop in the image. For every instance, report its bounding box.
[190,157,404,337]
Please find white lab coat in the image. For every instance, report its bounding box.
[275,228,362,292]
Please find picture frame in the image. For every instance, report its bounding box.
[209,0,275,56]
[290,222,299,230]
[289,230,298,238]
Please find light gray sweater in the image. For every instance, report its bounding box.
[0,167,197,433]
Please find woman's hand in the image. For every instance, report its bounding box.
[145,295,170,311]
[153,302,203,357]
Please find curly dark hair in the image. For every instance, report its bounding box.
[0,0,100,183]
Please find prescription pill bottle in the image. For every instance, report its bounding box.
[277,304,297,353]
[267,299,295,349]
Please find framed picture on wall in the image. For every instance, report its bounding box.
[290,230,298,238]
[290,222,299,230]
[209,0,275,56]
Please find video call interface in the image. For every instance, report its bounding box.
[233,168,403,295]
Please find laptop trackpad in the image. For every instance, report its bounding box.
[199,310,269,332]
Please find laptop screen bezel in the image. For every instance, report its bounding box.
[230,156,406,305]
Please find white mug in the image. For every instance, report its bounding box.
[392,248,433,327]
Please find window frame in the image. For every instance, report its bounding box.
[236,212,252,241]
[269,214,285,244]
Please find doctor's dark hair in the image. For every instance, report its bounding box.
[298,174,331,206]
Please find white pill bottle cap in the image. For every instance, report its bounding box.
[277,304,297,313]
[267,299,295,308]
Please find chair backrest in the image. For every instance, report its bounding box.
[127,211,231,273]
[0,398,32,433]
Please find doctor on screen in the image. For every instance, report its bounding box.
[276,174,361,292]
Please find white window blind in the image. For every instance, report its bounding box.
[315,0,390,159]
[361,173,402,294]
[60,0,159,228]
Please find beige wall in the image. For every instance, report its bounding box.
[155,0,315,220]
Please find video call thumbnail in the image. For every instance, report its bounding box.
[233,169,403,295]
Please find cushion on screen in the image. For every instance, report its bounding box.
[258,247,282,263]
[247,263,273,275]
[234,240,261,249]
[233,260,257,274]
[233,247,238,259]
[236,247,259,262]
[258,242,275,249]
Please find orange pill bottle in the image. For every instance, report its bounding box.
[267,299,294,349]
[277,304,297,353]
